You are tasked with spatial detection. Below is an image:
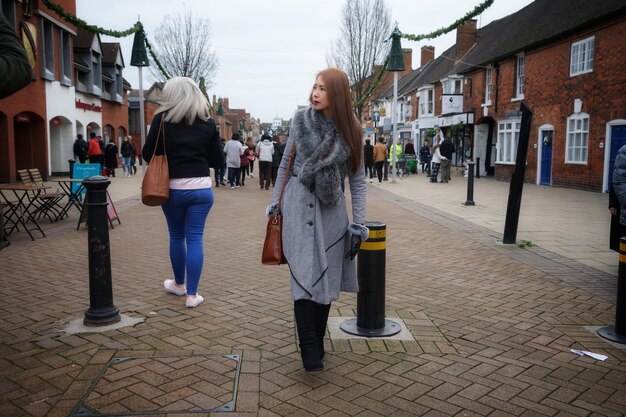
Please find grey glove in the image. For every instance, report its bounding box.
[344,223,369,260]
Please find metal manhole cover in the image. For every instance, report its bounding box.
[71,354,240,416]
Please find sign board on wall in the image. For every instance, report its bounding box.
[441,94,463,114]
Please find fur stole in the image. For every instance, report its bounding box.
[293,107,350,206]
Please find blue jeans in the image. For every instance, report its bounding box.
[161,188,214,295]
[121,156,132,174]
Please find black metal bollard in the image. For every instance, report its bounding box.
[340,221,400,337]
[68,159,76,178]
[82,176,120,326]
[476,157,480,179]
[597,237,626,344]
[464,161,476,206]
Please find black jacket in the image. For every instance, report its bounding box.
[364,144,374,164]
[142,113,224,179]
[440,140,455,159]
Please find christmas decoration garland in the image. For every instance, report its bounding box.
[400,0,494,41]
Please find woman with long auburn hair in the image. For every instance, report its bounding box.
[267,68,368,372]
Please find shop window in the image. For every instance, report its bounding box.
[565,113,589,164]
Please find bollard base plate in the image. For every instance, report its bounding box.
[597,326,626,345]
[83,306,121,327]
[340,318,401,338]
[463,201,475,206]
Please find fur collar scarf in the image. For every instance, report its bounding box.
[293,107,350,206]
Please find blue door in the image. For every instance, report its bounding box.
[540,130,553,186]
[609,125,626,187]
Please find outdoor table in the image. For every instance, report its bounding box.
[51,178,85,219]
[0,184,48,240]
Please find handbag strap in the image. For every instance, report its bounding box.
[150,114,167,161]
[276,145,296,212]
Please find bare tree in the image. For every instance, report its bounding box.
[149,8,218,88]
[328,0,392,118]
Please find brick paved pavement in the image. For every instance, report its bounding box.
[1,171,624,416]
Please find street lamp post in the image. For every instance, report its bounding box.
[130,23,150,168]
[387,27,405,184]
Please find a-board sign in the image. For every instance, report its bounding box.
[77,191,120,230]
[71,163,100,195]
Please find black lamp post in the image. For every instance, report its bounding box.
[387,27,404,183]
[130,23,150,165]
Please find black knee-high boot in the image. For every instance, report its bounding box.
[294,300,323,372]
[315,303,330,359]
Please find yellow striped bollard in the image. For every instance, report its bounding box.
[598,236,626,344]
[340,221,401,337]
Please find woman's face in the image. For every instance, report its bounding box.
[311,75,330,116]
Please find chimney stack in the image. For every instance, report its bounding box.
[421,46,435,67]
[455,19,477,61]
[402,48,413,74]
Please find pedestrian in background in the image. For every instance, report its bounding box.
[245,137,256,178]
[256,134,274,190]
[240,140,250,186]
[224,132,243,188]
[86,132,102,166]
[268,67,368,372]
[271,135,283,187]
[439,135,455,183]
[104,140,118,177]
[419,141,431,174]
[430,142,444,183]
[363,138,374,183]
[141,76,224,308]
[373,137,387,183]
[120,136,134,177]
[73,134,88,163]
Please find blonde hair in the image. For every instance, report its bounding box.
[156,77,210,125]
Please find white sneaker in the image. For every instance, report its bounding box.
[186,294,204,308]
[369,179,373,183]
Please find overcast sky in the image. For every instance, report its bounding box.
[76,0,534,123]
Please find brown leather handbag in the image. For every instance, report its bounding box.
[261,146,295,265]
[141,115,169,206]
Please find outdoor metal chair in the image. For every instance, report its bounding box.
[17,169,65,222]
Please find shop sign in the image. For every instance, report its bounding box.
[75,99,102,113]
[442,94,463,114]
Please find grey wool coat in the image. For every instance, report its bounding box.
[270,107,367,305]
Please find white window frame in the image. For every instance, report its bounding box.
[484,68,492,105]
[442,77,463,95]
[565,113,589,164]
[418,87,434,117]
[91,52,102,95]
[570,36,594,76]
[41,20,55,81]
[514,55,525,99]
[496,119,521,164]
[59,30,72,86]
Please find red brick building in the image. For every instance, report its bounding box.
[391,0,626,192]
[0,0,130,181]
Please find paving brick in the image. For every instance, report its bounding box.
[1,175,624,416]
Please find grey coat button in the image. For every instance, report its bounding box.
[306,221,313,226]
[308,203,314,208]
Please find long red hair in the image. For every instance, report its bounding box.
[309,68,362,173]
